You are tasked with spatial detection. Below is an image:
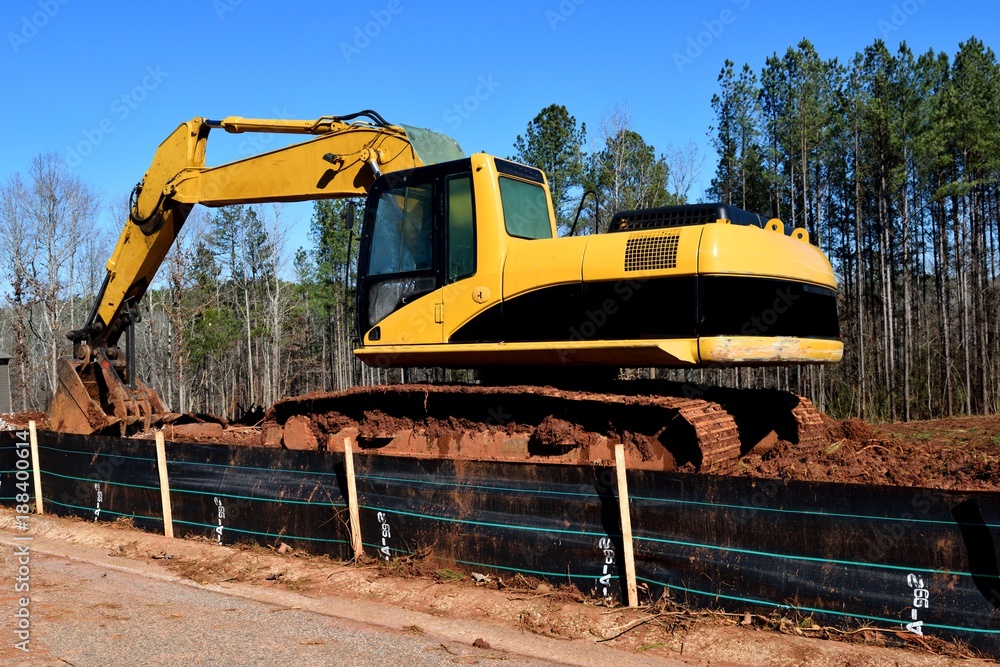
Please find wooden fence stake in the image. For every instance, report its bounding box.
[344,436,364,559]
[614,443,638,607]
[28,420,43,515]
[155,431,174,538]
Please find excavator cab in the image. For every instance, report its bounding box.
[356,158,483,341]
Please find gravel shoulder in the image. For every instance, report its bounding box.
[0,510,991,667]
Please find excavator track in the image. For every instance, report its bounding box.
[666,398,742,474]
[263,383,767,474]
[790,395,828,446]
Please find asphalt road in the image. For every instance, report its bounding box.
[0,549,569,667]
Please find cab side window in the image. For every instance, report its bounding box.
[498,177,552,240]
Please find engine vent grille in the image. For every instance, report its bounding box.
[613,208,714,232]
[624,233,679,272]
[608,203,768,233]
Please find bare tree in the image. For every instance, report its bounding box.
[22,154,100,396]
[0,174,34,410]
[665,141,705,203]
[262,204,292,407]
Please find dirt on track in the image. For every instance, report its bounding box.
[259,384,1000,490]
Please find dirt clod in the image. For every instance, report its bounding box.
[840,417,875,441]
[283,415,319,451]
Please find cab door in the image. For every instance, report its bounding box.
[357,178,444,345]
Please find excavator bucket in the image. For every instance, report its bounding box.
[51,358,115,435]
[50,353,169,435]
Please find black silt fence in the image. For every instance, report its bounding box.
[1,429,998,657]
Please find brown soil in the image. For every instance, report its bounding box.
[739,413,1000,491]
[325,406,995,490]
[260,385,1000,491]
[1,510,991,667]
[24,387,1000,491]
[2,411,50,430]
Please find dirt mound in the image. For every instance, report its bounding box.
[531,416,580,445]
[739,414,1000,491]
[1,411,50,430]
[840,417,876,441]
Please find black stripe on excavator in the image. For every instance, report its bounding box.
[449,275,840,343]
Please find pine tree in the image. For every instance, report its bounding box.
[511,104,587,232]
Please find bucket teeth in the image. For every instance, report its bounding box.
[50,353,171,436]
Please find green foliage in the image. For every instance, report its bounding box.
[584,128,677,234]
[714,36,1000,420]
[295,198,361,318]
[187,305,240,366]
[709,59,768,211]
[207,205,274,283]
[433,568,465,582]
[309,199,359,290]
[511,104,587,230]
[191,240,220,291]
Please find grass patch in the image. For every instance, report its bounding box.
[434,568,465,583]
[991,435,1000,446]
[636,642,672,652]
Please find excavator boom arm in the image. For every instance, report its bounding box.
[81,113,462,350]
[55,112,463,434]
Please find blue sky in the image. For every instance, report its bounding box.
[2,0,998,258]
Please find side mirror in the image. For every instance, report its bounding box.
[346,201,356,231]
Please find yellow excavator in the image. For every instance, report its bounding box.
[50,111,842,473]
